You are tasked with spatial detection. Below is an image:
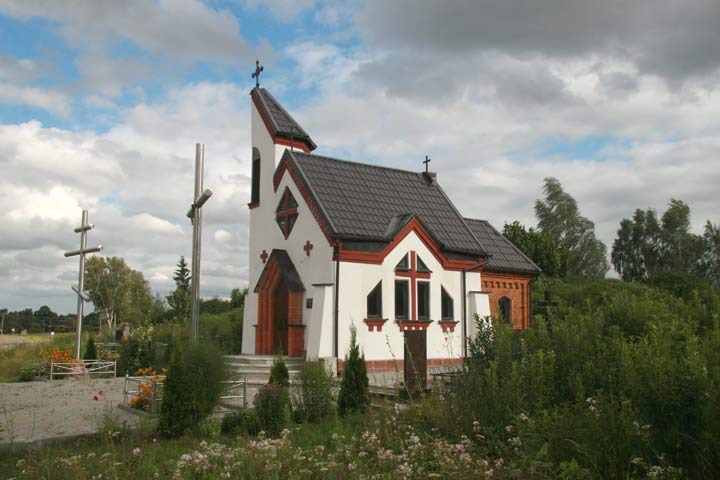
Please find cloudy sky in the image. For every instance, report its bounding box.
[1,0,719,314]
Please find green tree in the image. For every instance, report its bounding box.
[85,256,154,333]
[611,200,705,282]
[699,221,720,286]
[659,199,704,273]
[337,328,369,416]
[166,256,191,324]
[503,221,563,277]
[230,288,246,309]
[611,208,662,282]
[535,177,609,278]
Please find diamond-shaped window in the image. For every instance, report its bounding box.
[276,187,299,239]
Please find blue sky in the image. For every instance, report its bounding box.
[1,0,719,313]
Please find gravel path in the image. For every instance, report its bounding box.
[0,378,141,447]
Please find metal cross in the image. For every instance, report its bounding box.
[423,155,431,173]
[252,59,264,88]
[64,210,103,359]
[304,240,313,256]
[537,289,558,308]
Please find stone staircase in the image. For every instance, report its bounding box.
[225,355,304,404]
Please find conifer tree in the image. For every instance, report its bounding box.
[268,354,290,387]
[338,327,369,416]
[167,256,191,324]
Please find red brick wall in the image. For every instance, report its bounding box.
[481,272,533,329]
[338,358,463,374]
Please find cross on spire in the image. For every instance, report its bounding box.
[423,155,431,173]
[252,59,264,88]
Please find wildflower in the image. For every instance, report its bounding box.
[16,459,26,467]
[398,463,413,477]
[459,453,472,465]
[132,448,142,457]
[348,463,355,471]
[181,454,192,462]
[86,452,96,459]
[409,434,420,445]
[93,395,99,401]
[504,425,513,433]
[519,413,529,422]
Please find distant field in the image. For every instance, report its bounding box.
[0,333,75,382]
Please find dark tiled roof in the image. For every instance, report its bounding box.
[288,151,486,256]
[464,218,541,274]
[252,88,317,151]
[254,249,306,293]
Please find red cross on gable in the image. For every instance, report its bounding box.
[260,250,268,263]
[304,240,313,256]
[395,251,430,321]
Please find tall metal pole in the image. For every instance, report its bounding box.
[65,210,102,359]
[75,210,88,358]
[190,143,207,343]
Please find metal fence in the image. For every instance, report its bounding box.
[123,374,166,414]
[218,378,248,411]
[48,360,117,380]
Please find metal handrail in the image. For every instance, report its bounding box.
[49,360,117,380]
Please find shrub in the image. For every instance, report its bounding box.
[83,336,97,360]
[337,328,369,416]
[292,361,335,423]
[254,383,290,436]
[268,354,289,387]
[200,308,243,354]
[17,364,38,382]
[157,340,226,437]
[221,407,260,436]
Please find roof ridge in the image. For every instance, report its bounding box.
[293,151,435,178]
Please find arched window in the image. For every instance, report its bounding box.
[498,296,512,325]
[367,281,382,318]
[251,147,261,204]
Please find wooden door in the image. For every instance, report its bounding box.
[404,330,427,395]
[273,278,289,355]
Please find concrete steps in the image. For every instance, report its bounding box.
[224,355,304,403]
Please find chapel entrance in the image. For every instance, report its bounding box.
[273,278,289,355]
[254,249,306,357]
[403,330,427,395]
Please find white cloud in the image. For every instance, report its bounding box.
[0,83,69,116]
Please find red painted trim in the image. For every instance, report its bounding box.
[273,154,335,246]
[396,319,432,331]
[274,136,311,153]
[251,93,313,153]
[438,320,459,333]
[248,201,260,209]
[338,218,484,271]
[363,318,388,332]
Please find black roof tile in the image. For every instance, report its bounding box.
[252,88,317,151]
[287,151,486,256]
[464,218,542,274]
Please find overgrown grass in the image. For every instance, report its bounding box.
[0,333,74,382]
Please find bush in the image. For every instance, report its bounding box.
[337,328,369,416]
[83,336,97,360]
[200,308,243,354]
[17,364,38,382]
[254,383,290,436]
[221,407,260,436]
[268,354,289,387]
[157,340,226,437]
[292,361,335,423]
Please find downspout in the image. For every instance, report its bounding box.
[462,258,491,359]
[334,241,340,375]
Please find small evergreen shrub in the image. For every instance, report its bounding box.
[254,383,290,436]
[292,361,335,423]
[83,336,97,360]
[17,364,38,382]
[268,354,289,387]
[221,407,260,436]
[157,340,226,437]
[337,328,369,416]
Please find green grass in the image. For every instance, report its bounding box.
[0,334,75,383]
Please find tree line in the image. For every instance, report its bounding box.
[503,177,720,286]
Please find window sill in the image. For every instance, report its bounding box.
[363,318,388,332]
[396,319,433,332]
[438,320,459,333]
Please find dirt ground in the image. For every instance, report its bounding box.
[0,377,140,447]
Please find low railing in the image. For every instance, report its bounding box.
[219,378,248,410]
[47,360,117,380]
[123,374,166,414]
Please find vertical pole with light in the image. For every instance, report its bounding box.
[64,210,102,359]
[187,144,213,342]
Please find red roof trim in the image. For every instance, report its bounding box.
[338,218,484,271]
